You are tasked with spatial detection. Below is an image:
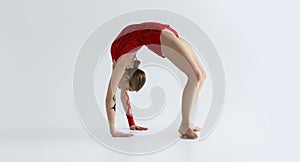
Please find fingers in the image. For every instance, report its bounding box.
[136,126,148,130]
[112,131,134,137]
[121,133,134,137]
[130,125,148,131]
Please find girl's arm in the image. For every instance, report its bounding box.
[105,55,134,137]
[120,89,148,130]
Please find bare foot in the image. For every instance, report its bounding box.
[178,126,198,139]
[191,124,201,132]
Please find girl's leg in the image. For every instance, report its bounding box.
[175,34,208,131]
[160,29,206,139]
[178,38,207,131]
[178,37,207,79]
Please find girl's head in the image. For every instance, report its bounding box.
[118,59,146,92]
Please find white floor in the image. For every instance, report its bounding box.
[0,132,260,162]
[1,113,297,162]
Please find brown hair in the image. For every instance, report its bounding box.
[125,59,146,92]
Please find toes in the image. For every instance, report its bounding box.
[191,124,201,132]
[193,126,201,132]
[181,132,198,139]
[179,127,198,139]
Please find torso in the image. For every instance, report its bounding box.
[112,51,136,70]
[110,22,173,62]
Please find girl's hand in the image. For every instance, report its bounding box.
[130,125,148,131]
[111,131,134,137]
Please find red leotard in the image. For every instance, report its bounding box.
[110,22,179,62]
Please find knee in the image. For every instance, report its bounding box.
[187,71,206,86]
[195,70,207,83]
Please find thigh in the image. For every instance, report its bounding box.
[161,45,196,80]
[160,30,198,81]
[178,37,207,77]
[160,29,202,80]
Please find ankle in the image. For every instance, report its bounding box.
[179,122,191,130]
[178,125,193,135]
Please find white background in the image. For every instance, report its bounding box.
[1,0,300,161]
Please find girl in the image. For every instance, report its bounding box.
[105,22,206,139]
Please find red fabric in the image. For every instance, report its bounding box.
[110,22,179,62]
[125,91,135,126]
[126,114,135,126]
[125,90,131,109]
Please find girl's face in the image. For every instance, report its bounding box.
[118,73,134,91]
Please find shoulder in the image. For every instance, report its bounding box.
[114,52,136,68]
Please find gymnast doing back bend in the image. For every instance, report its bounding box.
[105,22,207,139]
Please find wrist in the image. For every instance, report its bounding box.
[126,113,135,126]
[109,126,116,134]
